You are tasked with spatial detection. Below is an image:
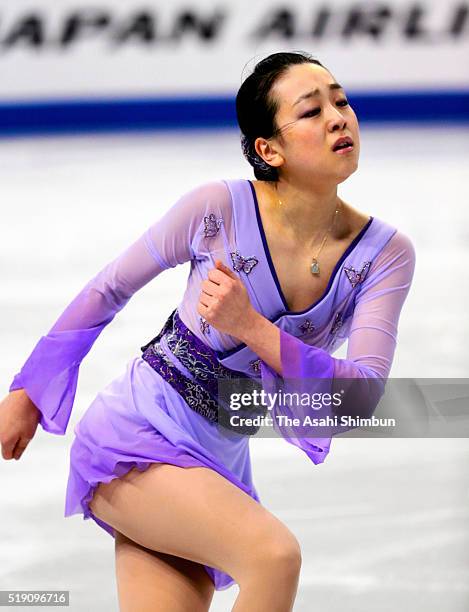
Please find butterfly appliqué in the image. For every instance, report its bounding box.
[298,319,315,335]
[203,213,223,238]
[199,317,210,335]
[330,312,343,335]
[230,250,259,274]
[249,358,261,373]
[343,261,371,288]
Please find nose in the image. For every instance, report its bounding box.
[328,115,346,133]
[327,104,347,132]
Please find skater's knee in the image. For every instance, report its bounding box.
[265,536,302,576]
[245,526,302,578]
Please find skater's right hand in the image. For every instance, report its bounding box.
[0,389,41,461]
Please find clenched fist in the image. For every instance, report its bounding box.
[197,260,257,340]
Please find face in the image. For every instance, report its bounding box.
[256,63,360,184]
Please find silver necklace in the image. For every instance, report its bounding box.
[275,184,342,276]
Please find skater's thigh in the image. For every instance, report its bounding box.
[114,529,214,612]
[89,463,300,583]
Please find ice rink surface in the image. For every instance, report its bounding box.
[1,125,468,610]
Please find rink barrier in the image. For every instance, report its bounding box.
[0,90,468,136]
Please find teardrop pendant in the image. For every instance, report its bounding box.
[311,259,320,275]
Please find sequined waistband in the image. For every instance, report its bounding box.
[140,309,266,435]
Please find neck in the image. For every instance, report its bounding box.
[271,179,343,247]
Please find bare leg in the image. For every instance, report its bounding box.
[89,463,302,611]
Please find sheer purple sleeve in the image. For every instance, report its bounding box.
[9,181,227,435]
[260,230,416,464]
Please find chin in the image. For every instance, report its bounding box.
[335,165,358,184]
[336,175,349,186]
[341,159,359,180]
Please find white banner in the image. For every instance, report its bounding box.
[0,0,468,101]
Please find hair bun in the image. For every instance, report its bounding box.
[240,134,277,181]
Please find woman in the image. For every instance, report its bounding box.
[0,51,415,611]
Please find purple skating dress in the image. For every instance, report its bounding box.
[9,178,416,590]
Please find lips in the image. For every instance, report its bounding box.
[332,136,354,151]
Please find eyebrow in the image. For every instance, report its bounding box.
[292,83,344,106]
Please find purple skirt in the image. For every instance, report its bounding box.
[64,355,261,591]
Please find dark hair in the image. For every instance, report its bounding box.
[236,51,327,181]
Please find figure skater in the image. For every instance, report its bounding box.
[0,51,415,611]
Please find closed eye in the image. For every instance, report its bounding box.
[302,99,349,118]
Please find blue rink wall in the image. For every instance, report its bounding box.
[1,89,468,136]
